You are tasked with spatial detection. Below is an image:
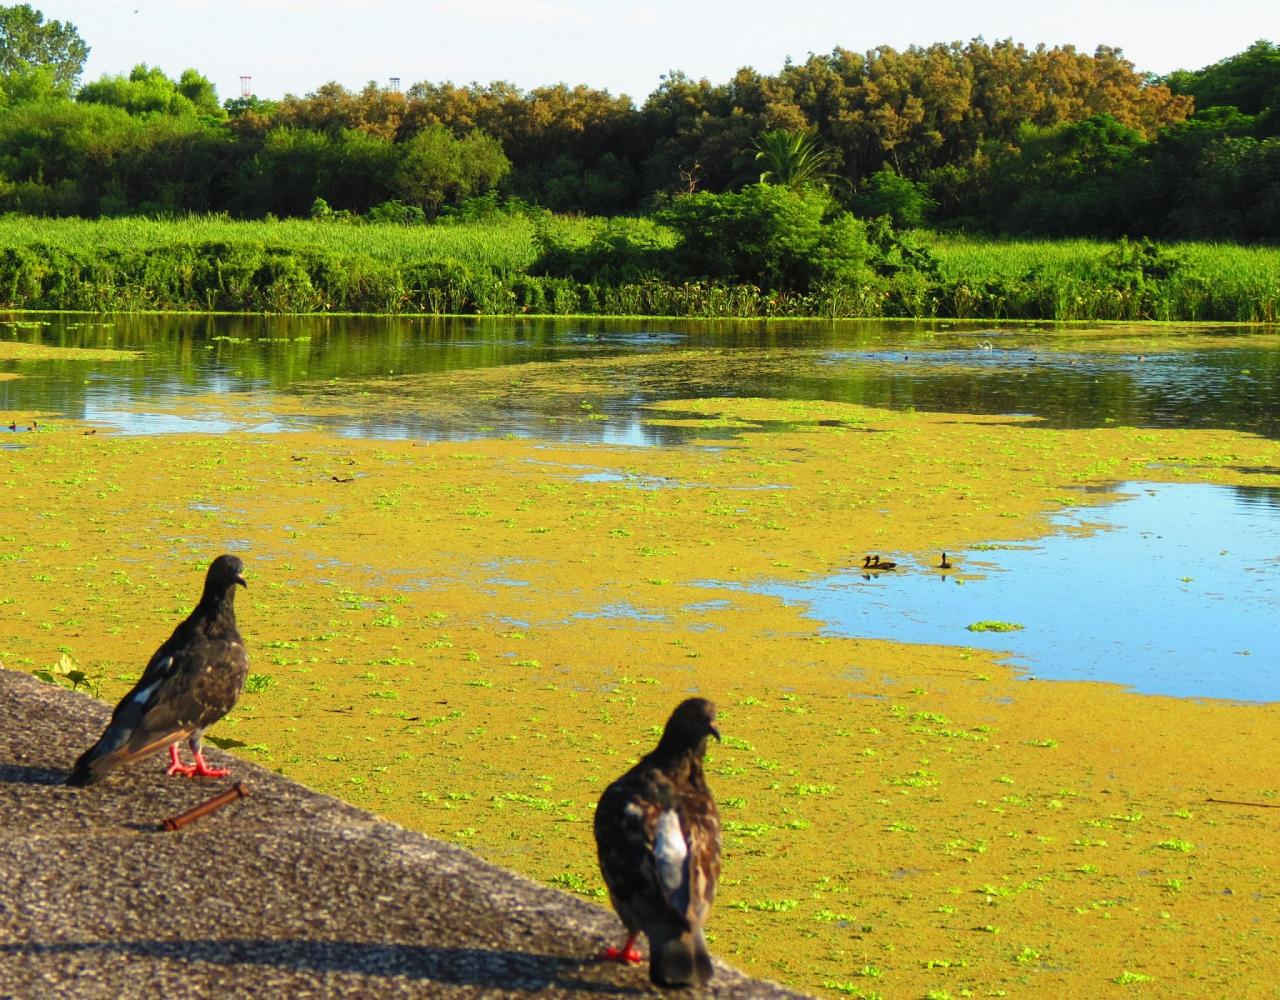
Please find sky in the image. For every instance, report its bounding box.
[35,0,1278,104]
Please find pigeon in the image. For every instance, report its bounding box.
[594,697,722,987]
[66,554,249,787]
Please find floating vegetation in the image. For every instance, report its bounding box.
[966,620,1025,633]
[243,673,275,694]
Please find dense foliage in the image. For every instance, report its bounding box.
[0,3,1274,242]
[0,215,1274,322]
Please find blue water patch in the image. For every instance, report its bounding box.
[567,602,669,623]
[680,599,733,613]
[714,482,1280,702]
[90,409,296,435]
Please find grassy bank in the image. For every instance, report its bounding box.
[0,215,1276,321]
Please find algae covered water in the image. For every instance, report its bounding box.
[3,313,1278,703]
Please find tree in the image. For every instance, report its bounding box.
[752,128,840,190]
[395,125,509,218]
[177,69,223,119]
[986,114,1148,234]
[657,184,871,290]
[77,64,223,119]
[852,167,935,227]
[1163,40,1280,136]
[0,4,88,93]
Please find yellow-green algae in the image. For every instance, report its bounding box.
[2,396,1280,999]
[0,341,140,362]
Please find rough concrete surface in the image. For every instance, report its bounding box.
[0,670,808,999]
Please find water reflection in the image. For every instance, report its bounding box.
[1,314,1278,442]
[725,483,1280,702]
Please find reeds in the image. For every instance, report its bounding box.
[0,216,1273,321]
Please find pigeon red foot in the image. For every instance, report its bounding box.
[601,933,642,964]
[165,743,230,778]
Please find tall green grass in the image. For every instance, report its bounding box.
[926,235,1280,323]
[0,216,1274,321]
[0,215,546,271]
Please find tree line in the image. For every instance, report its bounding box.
[0,4,1276,240]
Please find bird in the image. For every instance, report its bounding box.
[594,697,722,987]
[863,555,897,571]
[66,554,249,787]
[939,553,953,570]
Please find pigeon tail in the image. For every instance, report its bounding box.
[648,925,712,987]
[64,755,101,787]
[65,718,150,786]
[66,725,181,786]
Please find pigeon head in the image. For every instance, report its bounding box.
[655,697,720,758]
[201,554,248,605]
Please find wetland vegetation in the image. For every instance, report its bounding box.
[0,213,1275,321]
[0,8,1277,319]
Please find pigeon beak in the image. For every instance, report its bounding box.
[235,573,248,589]
[709,723,721,742]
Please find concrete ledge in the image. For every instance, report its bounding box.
[0,669,808,998]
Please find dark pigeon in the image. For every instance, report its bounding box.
[594,697,722,987]
[66,554,249,787]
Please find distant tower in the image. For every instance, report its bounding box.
[389,77,401,93]
[239,75,253,99]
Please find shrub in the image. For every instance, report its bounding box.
[532,216,670,283]
[365,199,426,226]
[853,168,937,228]
[657,184,873,292]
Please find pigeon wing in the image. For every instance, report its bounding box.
[65,647,185,785]
[684,793,721,925]
[595,771,692,934]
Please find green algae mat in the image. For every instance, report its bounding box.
[3,376,1280,999]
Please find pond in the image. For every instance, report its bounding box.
[2,312,1278,701]
[729,481,1280,702]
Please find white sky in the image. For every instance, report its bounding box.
[35,0,1279,104]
